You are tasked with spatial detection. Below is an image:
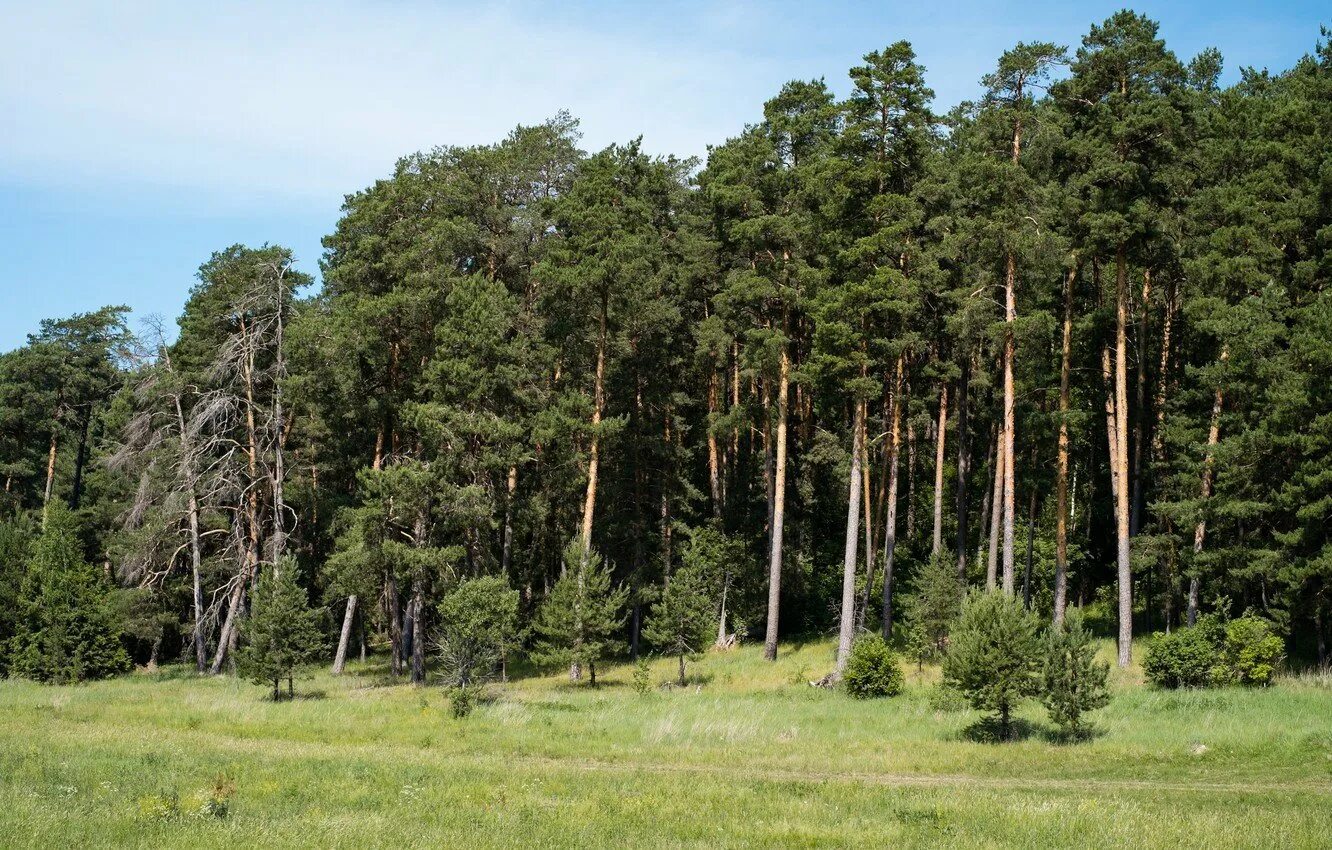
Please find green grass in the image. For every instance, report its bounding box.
[3,638,1331,848]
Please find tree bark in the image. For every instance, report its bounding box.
[42,432,57,511]
[955,358,970,579]
[1054,265,1075,626]
[987,421,1004,590]
[1001,250,1018,595]
[1114,245,1133,667]
[762,344,790,661]
[881,356,904,638]
[835,400,864,675]
[332,594,358,675]
[1130,269,1151,537]
[931,383,948,558]
[410,582,426,685]
[708,367,722,518]
[387,572,403,677]
[580,298,607,551]
[501,464,517,574]
[1188,360,1225,627]
[1023,488,1038,609]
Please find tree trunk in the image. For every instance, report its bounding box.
[1054,265,1075,626]
[70,411,91,509]
[209,577,245,674]
[708,368,722,518]
[42,432,57,510]
[987,421,1004,590]
[1188,364,1225,627]
[1001,251,1018,595]
[835,401,864,675]
[955,358,970,579]
[269,290,288,564]
[387,572,403,677]
[188,490,206,672]
[501,464,517,573]
[677,653,686,687]
[410,582,426,685]
[881,356,904,638]
[1130,269,1151,537]
[763,345,790,662]
[931,383,948,558]
[1114,245,1132,667]
[858,399,875,631]
[580,297,607,551]
[332,594,358,674]
[1023,488,1037,609]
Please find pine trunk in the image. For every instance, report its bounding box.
[835,401,864,675]
[763,345,790,661]
[931,384,948,558]
[1054,265,1075,626]
[1114,246,1133,667]
[332,594,358,675]
[881,356,904,638]
[1001,251,1018,595]
[1188,365,1225,627]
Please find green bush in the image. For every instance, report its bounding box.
[1217,616,1284,686]
[1144,614,1283,688]
[842,633,904,698]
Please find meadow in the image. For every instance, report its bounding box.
[2,639,1331,848]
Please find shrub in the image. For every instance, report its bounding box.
[1143,614,1283,688]
[1217,616,1284,686]
[632,658,652,695]
[1041,610,1111,736]
[448,685,478,718]
[1142,618,1220,688]
[842,633,904,698]
[943,590,1041,737]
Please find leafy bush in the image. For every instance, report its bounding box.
[842,633,904,698]
[1041,610,1110,736]
[942,590,1041,737]
[632,658,652,695]
[1144,614,1283,688]
[448,685,478,718]
[1142,618,1220,688]
[1217,616,1284,686]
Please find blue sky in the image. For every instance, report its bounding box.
[2,0,1327,351]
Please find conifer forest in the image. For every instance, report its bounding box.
[3,9,1332,847]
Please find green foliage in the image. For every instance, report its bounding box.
[530,541,627,684]
[8,504,129,683]
[1217,616,1284,686]
[643,564,715,686]
[236,559,325,700]
[1041,611,1111,736]
[1144,614,1283,689]
[632,658,652,695]
[448,685,478,719]
[0,514,34,675]
[901,553,963,667]
[436,575,521,688]
[943,590,1042,735]
[842,633,905,699]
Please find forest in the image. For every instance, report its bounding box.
[3,11,1332,710]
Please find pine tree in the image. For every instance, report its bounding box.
[644,563,715,686]
[1041,609,1111,737]
[943,589,1041,738]
[531,541,627,685]
[8,503,130,683]
[236,558,324,700]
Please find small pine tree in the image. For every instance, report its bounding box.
[643,564,715,686]
[943,589,1041,738]
[1041,609,1111,737]
[902,552,964,667]
[8,503,129,683]
[237,558,324,700]
[437,574,521,688]
[531,540,627,685]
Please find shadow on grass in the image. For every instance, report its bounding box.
[956,715,1106,744]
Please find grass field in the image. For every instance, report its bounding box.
[2,638,1331,848]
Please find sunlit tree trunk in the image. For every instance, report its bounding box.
[763,343,790,661]
[931,384,948,558]
[835,400,864,675]
[1054,265,1076,626]
[880,356,904,638]
[1114,246,1132,667]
